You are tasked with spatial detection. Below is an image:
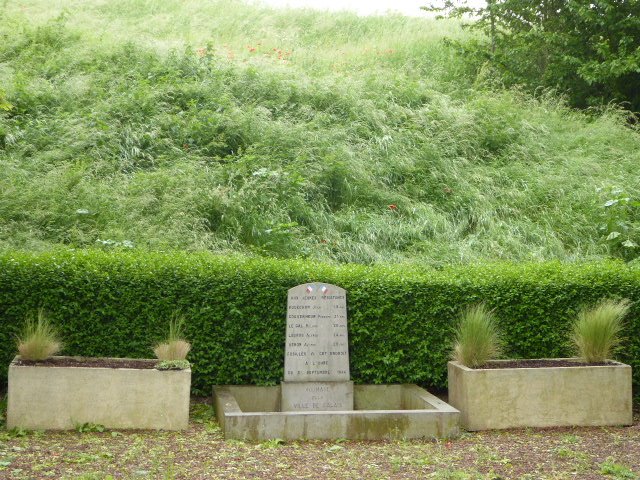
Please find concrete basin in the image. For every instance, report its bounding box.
[213,384,459,440]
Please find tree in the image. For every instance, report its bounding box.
[425,0,640,114]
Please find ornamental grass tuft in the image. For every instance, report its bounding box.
[453,304,502,368]
[17,309,62,361]
[153,314,191,361]
[572,298,631,363]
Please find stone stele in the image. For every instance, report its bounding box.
[282,282,353,411]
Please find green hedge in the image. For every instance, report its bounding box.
[0,250,639,397]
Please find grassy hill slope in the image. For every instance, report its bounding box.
[1,0,639,264]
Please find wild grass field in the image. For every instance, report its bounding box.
[1,0,639,264]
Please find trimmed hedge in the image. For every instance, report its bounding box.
[0,250,639,397]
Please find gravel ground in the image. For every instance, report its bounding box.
[0,400,638,480]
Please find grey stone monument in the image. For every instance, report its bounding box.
[281,282,354,411]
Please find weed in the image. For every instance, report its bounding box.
[599,187,640,261]
[430,469,476,479]
[159,455,177,480]
[600,458,638,479]
[190,403,220,434]
[16,309,62,361]
[410,455,436,467]
[554,446,574,458]
[190,403,214,423]
[0,395,5,429]
[0,88,12,112]
[121,435,145,462]
[75,423,106,433]
[571,298,630,362]
[1,427,28,439]
[561,434,581,444]
[64,452,102,464]
[453,304,502,368]
[260,438,285,449]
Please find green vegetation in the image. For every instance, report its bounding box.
[600,458,639,479]
[1,250,639,395]
[153,315,191,361]
[453,304,502,367]
[427,0,640,113]
[75,422,106,433]
[0,395,5,430]
[600,187,640,261]
[0,415,638,478]
[0,1,639,264]
[572,298,631,363]
[16,309,62,361]
[156,360,190,371]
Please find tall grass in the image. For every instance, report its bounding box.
[453,304,502,368]
[17,310,62,361]
[154,315,191,361]
[0,1,639,264]
[571,299,631,363]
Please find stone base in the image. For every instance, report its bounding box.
[213,384,460,440]
[7,356,191,430]
[448,359,633,431]
[281,381,353,411]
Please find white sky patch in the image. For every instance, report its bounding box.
[257,0,485,17]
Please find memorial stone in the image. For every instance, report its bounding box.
[281,282,354,411]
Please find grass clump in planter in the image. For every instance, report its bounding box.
[17,309,62,361]
[153,315,191,361]
[453,304,502,368]
[572,298,631,363]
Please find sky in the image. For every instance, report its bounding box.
[257,0,484,17]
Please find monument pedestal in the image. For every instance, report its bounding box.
[281,381,354,412]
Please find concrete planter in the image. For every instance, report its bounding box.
[7,356,191,430]
[448,359,633,431]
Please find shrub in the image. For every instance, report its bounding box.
[0,250,639,396]
[153,315,191,361]
[572,298,631,363]
[17,309,62,361]
[453,304,502,368]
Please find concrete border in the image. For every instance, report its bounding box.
[448,359,633,431]
[213,384,459,440]
[7,356,191,430]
